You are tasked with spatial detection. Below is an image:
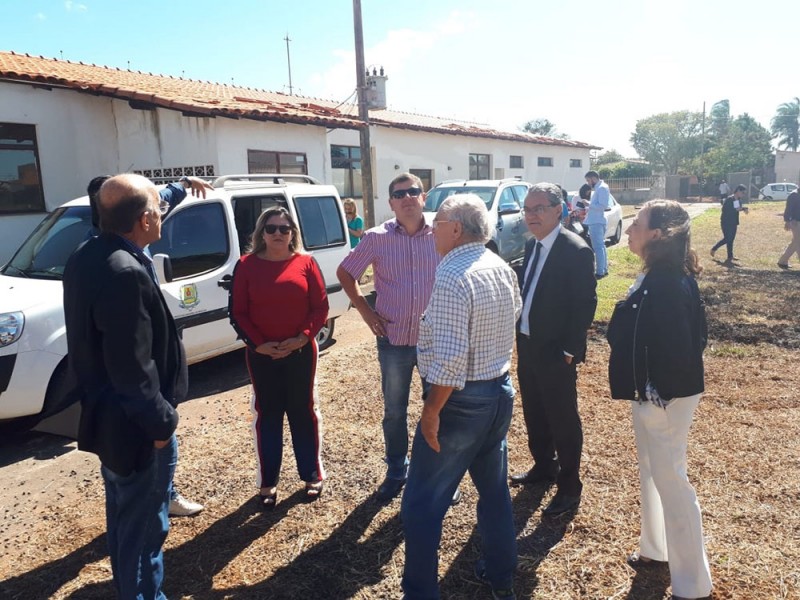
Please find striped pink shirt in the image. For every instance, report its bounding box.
[340,219,439,346]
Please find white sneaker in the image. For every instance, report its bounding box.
[168,493,204,517]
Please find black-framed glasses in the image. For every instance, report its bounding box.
[524,204,557,215]
[264,224,292,235]
[390,187,422,199]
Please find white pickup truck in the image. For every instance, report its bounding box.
[0,174,350,432]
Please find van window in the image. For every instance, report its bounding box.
[498,188,519,213]
[231,195,286,254]
[295,195,346,249]
[149,202,229,280]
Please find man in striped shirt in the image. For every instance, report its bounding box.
[337,173,439,502]
[401,194,522,600]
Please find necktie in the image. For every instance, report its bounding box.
[521,241,542,302]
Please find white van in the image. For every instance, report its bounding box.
[0,174,350,430]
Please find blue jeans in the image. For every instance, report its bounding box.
[101,434,176,600]
[401,375,517,599]
[588,223,607,276]
[377,337,418,480]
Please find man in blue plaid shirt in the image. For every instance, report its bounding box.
[400,194,522,600]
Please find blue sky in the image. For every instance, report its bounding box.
[5,0,800,156]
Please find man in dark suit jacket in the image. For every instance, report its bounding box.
[510,182,597,516]
[63,174,187,599]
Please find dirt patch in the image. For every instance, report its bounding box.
[1,203,798,599]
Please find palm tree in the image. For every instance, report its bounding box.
[770,97,800,151]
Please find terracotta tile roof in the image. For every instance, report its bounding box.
[0,51,598,149]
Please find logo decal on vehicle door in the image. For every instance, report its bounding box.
[179,283,200,310]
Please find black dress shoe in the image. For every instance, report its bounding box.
[509,469,558,486]
[542,493,581,516]
[376,477,406,502]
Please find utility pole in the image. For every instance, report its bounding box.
[284,33,293,95]
[352,0,375,228]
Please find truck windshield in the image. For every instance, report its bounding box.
[2,206,92,280]
[423,187,495,212]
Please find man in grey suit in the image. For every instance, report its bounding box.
[510,182,597,517]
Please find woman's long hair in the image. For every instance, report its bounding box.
[248,207,301,255]
[642,199,702,276]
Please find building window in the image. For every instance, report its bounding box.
[509,155,524,169]
[247,150,308,175]
[537,157,553,167]
[570,159,583,168]
[469,153,491,180]
[331,145,362,198]
[0,123,45,214]
[410,169,433,193]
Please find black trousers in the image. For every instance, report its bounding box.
[516,335,583,496]
[712,222,738,260]
[246,343,324,488]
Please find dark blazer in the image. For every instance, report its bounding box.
[518,229,597,363]
[607,267,707,401]
[720,195,741,227]
[63,234,186,476]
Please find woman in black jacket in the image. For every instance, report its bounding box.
[607,200,712,600]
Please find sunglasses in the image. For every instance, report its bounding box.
[390,187,422,199]
[264,224,292,235]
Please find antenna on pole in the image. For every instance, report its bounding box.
[284,33,293,95]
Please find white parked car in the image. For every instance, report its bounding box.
[0,174,350,431]
[424,179,532,264]
[567,191,624,245]
[759,183,798,201]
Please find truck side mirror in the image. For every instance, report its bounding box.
[152,253,173,284]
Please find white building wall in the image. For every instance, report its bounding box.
[328,127,592,223]
[0,81,331,262]
[775,150,800,184]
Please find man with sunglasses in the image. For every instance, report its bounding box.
[64,174,188,598]
[337,173,445,503]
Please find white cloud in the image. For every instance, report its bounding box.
[307,10,478,107]
[64,1,88,12]
[35,12,46,20]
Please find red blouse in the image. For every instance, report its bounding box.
[231,253,329,347]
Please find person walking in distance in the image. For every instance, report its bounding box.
[778,184,800,269]
[710,184,748,264]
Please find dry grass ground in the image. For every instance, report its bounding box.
[1,202,798,599]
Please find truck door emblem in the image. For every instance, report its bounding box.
[179,283,200,310]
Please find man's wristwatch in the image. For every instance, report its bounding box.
[179,176,192,188]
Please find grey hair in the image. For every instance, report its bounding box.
[527,182,564,206]
[438,193,493,243]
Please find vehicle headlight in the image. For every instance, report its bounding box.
[0,312,24,346]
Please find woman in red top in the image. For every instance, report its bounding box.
[230,207,329,508]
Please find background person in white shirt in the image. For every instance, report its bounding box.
[401,194,522,600]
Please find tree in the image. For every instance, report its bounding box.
[708,99,730,146]
[595,149,625,165]
[770,97,800,151]
[520,118,569,139]
[630,111,703,175]
[688,113,773,181]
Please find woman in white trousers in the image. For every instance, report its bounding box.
[607,200,713,600]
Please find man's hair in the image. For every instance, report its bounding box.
[98,181,151,234]
[439,194,492,243]
[642,199,702,276]
[527,182,564,206]
[584,170,600,179]
[389,172,423,196]
[578,183,592,201]
[87,175,110,229]
[734,184,747,193]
